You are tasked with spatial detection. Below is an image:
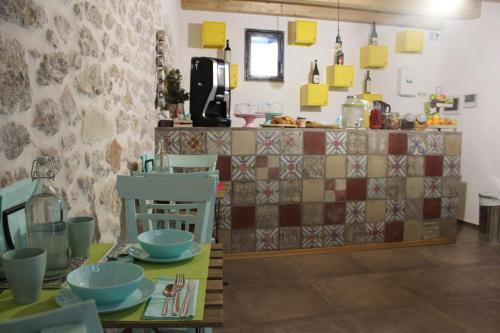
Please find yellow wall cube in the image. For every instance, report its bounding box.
[360,45,388,68]
[289,20,317,45]
[202,21,226,48]
[300,84,329,106]
[230,64,238,89]
[326,65,354,88]
[396,30,424,53]
[357,93,383,102]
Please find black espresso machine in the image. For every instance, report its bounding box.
[189,57,231,127]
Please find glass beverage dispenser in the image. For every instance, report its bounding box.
[342,96,370,128]
[26,156,70,279]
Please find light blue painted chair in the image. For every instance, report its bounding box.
[0,179,36,279]
[0,300,103,333]
[117,173,218,333]
[139,151,155,173]
[116,173,218,244]
[164,154,217,173]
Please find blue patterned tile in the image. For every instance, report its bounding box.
[408,133,426,155]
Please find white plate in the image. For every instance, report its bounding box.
[55,277,155,314]
[128,242,202,263]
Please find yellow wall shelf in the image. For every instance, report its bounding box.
[301,84,328,106]
[357,93,383,102]
[288,20,317,45]
[202,21,226,48]
[396,30,424,53]
[230,64,238,89]
[360,45,388,68]
[326,65,354,88]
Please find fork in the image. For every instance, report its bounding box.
[172,273,185,316]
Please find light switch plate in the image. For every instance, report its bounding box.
[397,67,417,97]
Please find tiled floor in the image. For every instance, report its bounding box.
[217,224,500,332]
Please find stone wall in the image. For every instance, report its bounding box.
[0,0,176,242]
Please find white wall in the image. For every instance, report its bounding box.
[176,5,499,224]
[438,1,500,224]
[161,0,182,67]
[178,10,442,126]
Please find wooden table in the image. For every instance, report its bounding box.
[0,243,224,330]
[102,243,224,329]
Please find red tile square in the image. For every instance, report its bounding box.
[279,204,301,226]
[424,198,441,219]
[256,155,268,168]
[216,156,231,181]
[324,202,346,225]
[268,167,280,180]
[425,156,444,177]
[325,180,336,191]
[388,133,408,155]
[303,131,325,155]
[346,178,367,201]
[231,206,255,229]
[336,191,346,201]
[385,221,404,242]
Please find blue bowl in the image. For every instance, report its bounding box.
[138,229,194,259]
[67,262,144,304]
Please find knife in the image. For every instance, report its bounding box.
[180,280,196,317]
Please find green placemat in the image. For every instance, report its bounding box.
[99,279,207,322]
[0,279,207,322]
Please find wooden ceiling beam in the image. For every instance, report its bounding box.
[235,0,481,19]
[181,0,452,30]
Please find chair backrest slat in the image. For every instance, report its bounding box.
[116,175,215,201]
[166,154,217,173]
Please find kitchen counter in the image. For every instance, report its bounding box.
[155,127,462,254]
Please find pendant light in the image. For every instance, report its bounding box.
[336,0,342,45]
[334,0,344,65]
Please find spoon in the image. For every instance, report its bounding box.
[161,283,175,315]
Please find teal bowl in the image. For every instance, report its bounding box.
[138,229,194,259]
[67,262,144,304]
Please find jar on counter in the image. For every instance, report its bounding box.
[390,112,401,130]
[414,114,427,130]
[401,113,415,130]
[384,113,392,130]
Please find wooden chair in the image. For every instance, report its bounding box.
[0,300,103,333]
[116,173,218,244]
[165,154,217,173]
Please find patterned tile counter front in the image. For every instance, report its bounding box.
[156,128,462,253]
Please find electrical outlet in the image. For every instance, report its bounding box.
[429,31,440,41]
